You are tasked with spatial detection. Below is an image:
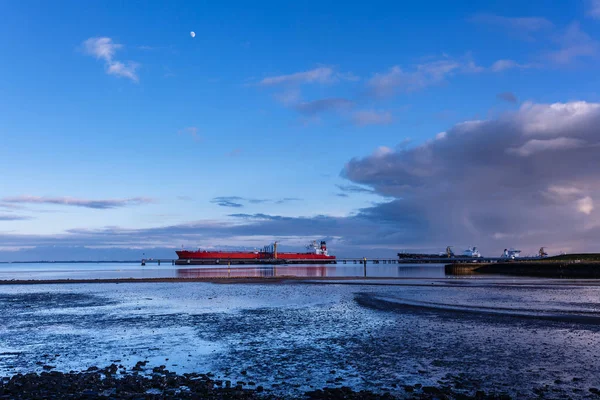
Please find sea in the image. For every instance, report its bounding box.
[0,262,599,398]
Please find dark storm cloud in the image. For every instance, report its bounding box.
[344,101,600,254]
[2,196,153,209]
[496,92,518,103]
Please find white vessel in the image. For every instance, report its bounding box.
[463,247,482,258]
[501,248,521,259]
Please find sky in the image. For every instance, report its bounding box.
[2,0,600,260]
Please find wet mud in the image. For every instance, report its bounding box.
[0,280,599,398]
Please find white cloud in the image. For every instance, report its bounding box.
[578,196,594,214]
[352,110,392,126]
[259,67,353,86]
[491,59,531,72]
[546,185,583,198]
[368,56,483,97]
[587,0,600,19]
[372,146,393,158]
[83,37,122,61]
[518,101,600,135]
[435,131,447,140]
[106,61,140,82]
[547,23,599,64]
[507,137,586,156]
[343,100,600,253]
[82,37,139,82]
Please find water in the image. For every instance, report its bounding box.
[0,262,453,280]
[1,264,599,398]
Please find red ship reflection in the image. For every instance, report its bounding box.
[176,265,334,278]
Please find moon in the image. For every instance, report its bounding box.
[190,31,196,38]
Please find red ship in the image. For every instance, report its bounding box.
[175,241,336,265]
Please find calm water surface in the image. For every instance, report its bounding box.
[0,262,454,280]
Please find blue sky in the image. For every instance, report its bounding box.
[2,1,600,260]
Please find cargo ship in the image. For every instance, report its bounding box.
[175,241,336,265]
[397,246,483,263]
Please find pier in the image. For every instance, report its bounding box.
[142,258,400,266]
[140,257,519,266]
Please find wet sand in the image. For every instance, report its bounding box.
[1,279,599,398]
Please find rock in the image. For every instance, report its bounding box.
[423,386,441,394]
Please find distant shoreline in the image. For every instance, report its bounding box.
[0,276,391,285]
[3,276,600,286]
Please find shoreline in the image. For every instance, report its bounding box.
[2,276,600,286]
[0,364,537,399]
[0,276,425,285]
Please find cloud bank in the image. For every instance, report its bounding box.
[343,101,600,254]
